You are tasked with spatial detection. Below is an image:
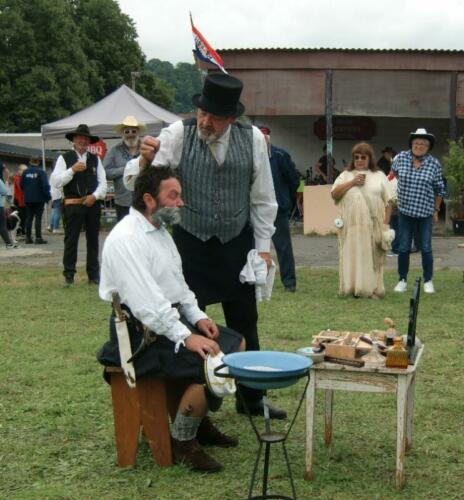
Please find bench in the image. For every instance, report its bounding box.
[105,367,172,467]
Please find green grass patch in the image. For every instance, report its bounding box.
[1,266,463,499]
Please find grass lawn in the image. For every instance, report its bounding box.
[0,265,463,499]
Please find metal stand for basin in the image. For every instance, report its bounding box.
[236,373,310,500]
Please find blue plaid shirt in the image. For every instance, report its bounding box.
[392,150,445,218]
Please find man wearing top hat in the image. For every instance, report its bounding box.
[51,124,107,286]
[124,73,286,419]
[104,116,145,221]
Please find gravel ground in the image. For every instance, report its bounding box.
[1,225,464,271]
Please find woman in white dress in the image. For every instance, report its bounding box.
[331,143,393,298]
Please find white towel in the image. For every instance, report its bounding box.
[239,249,276,302]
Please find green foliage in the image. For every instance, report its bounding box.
[443,137,464,217]
[1,266,463,499]
[146,58,203,114]
[0,0,174,132]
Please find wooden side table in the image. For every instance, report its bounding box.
[304,345,424,489]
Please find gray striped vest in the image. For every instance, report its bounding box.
[178,119,253,243]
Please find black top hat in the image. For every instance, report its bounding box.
[381,146,394,154]
[65,124,100,144]
[192,73,245,117]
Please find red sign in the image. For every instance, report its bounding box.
[314,117,376,140]
[87,139,107,159]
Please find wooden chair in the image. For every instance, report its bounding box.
[105,367,172,467]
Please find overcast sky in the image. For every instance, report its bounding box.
[117,0,464,64]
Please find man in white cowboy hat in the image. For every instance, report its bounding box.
[104,116,145,221]
[124,73,286,419]
[51,124,107,286]
[392,128,446,294]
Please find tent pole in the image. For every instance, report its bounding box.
[41,129,49,234]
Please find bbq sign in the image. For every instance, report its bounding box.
[87,139,107,159]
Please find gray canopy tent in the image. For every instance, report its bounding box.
[41,84,180,142]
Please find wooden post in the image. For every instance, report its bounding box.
[325,70,334,183]
[449,72,458,141]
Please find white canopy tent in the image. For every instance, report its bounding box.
[41,84,180,141]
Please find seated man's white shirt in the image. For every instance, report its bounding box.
[123,121,277,252]
[99,207,208,346]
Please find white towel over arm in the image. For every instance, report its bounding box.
[239,250,276,302]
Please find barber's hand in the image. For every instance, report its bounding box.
[83,194,96,207]
[196,318,219,339]
[185,334,220,360]
[258,251,272,270]
[140,136,160,169]
[71,161,86,173]
[432,211,439,224]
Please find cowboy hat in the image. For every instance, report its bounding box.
[204,351,236,398]
[192,73,245,118]
[114,115,146,134]
[65,124,100,144]
[409,128,435,150]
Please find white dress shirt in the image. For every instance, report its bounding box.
[124,121,277,251]
[51,149,107,200]
[99,208,208,347]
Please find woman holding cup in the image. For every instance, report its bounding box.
[331,143,393,298]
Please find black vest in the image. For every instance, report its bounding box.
[62,150,98,198]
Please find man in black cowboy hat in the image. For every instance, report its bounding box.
[51,124,107,286]
[124,73,286,419]
[391,128,445,295]
[377,146,396,176]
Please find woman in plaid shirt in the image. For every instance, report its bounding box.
[392,128,445,294]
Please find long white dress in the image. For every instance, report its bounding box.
[332,170,392,298]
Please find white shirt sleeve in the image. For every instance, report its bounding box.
[92,157,107,200]
[50,155,74,189]
[123,120,184,191]
[100,234,193,345]
[250,126,278,252]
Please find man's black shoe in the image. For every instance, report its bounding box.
[64,276,74,286]
[236,400,287,420]
[35,238,47,244]
[284,286,296,293]
[88,278,100,285]
[25,237,34,244]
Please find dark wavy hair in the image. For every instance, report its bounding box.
[346,142,378,172]
[132,166,178,211]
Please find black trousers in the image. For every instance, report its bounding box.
[173,224,263,404]
[25,202,44,239]
[272,212,296,289]
[63,203,101,280]
[115,204,130,222]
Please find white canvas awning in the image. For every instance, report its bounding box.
[41,84,180,139]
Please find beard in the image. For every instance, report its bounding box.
[198,128,219,143]
[123,136,139,148]
[151,206,182,226]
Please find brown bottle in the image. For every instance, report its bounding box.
[386,337,409,369]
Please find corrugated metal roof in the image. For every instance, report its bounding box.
[0,142,59,161]
[218,47,464,54]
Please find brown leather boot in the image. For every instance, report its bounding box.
[197,417,239,448]
[171,437,223,473]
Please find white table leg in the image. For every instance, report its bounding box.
[324,390,334,447]
[304,371,316,480]
[406,373,416,452]
[396,374,408,489]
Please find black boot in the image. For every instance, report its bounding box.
[236,399,287,420]
[197,417,238,447]
[171,438,223,473]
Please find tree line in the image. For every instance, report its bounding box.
[0,0,202,132]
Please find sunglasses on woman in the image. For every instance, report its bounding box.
[353,154,368,160]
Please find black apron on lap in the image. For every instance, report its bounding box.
[97,307,242,381]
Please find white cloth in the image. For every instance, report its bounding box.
[99,208,208,349]
[50,149,107,200]
[50,184,62,202]
[123,121,277,252]
[239,249,276,302]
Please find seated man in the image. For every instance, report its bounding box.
[97,166,244,473]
